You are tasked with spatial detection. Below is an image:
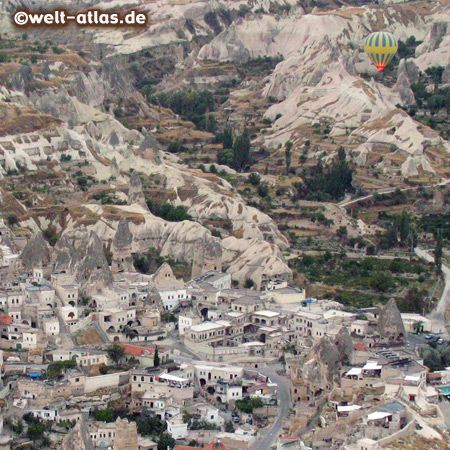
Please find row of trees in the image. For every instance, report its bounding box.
[148,89,217,132]
[378,210,417,251]
[293,147,353,201]
[217,126,251,171]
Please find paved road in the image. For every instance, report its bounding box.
[249,364,291,450]
[414,247,450,337]
[407,333,426,353]
[339,179,450,209]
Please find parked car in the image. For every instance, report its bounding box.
[438,338,444,345]
[425,334,435,340]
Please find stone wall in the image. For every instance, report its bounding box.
[84,372,129,393]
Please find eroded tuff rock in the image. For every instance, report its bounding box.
[428,22,449,52]
[151,262,184,289]
[11,65,33,92]
[222,237,291,289]
[60,421,94,450]
[111,217,134,272]
[128,171,149,210]
[191,238,222,278]
[397,59,420,86]
[378,298,406,341]
[20,231,50,270]
[113,217,133,249]
[393,72,416,106]
[303,336,342,392]
[139,134,162,164]
[54,228,113,290]
[113,418,138,450]
[334,326,353,365]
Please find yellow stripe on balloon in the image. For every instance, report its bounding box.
[364,31,398,71]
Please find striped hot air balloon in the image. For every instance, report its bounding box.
[364,31,398,71]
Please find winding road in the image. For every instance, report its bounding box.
[339,179,450,209]
[414,247,450,337]
[249,364,291,450]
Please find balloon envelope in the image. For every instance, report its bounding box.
[364,31,398,71]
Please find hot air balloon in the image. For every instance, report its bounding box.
[364,31,398,71]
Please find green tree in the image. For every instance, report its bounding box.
[218,148,234,167]
[153,346,160,367]
[14,419,23,435]
[428,94,445,112]
[123,326,135,341]
[232,128,251,171]
[257,183,269,198]
[107,344,125,365]
[285,141,292,174]
[247,173,261,186]
[336,226,348,241]
[425,66,445,92]
[435,233,443,272]
[6,214,18,226]
[219,126,233,149]
[445,89,450,114]
[369,272,394,292]
[244,278,255,289]
[157,432,175,450]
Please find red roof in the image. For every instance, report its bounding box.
[121,344,156,357]
[203,444,228,450]
[174,447,201,450]
[175,444,227,450]
[0,313,13,325]
[354,342,367,352]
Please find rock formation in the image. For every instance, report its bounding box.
[111,217,134,272]
[60,421,94,450]
[151,262,183,289]
[139,134,162,164]
[191,238,223,278]
[334,326,354,365]
[53,228,113,291]
[222,237,291,289]
[20,231,50,270]
[128,171,149,210]
[113,418,138,450]
[302,336,343,393]
[378,298,406,342]
[393,72,416,106]
[11,65,33,92]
